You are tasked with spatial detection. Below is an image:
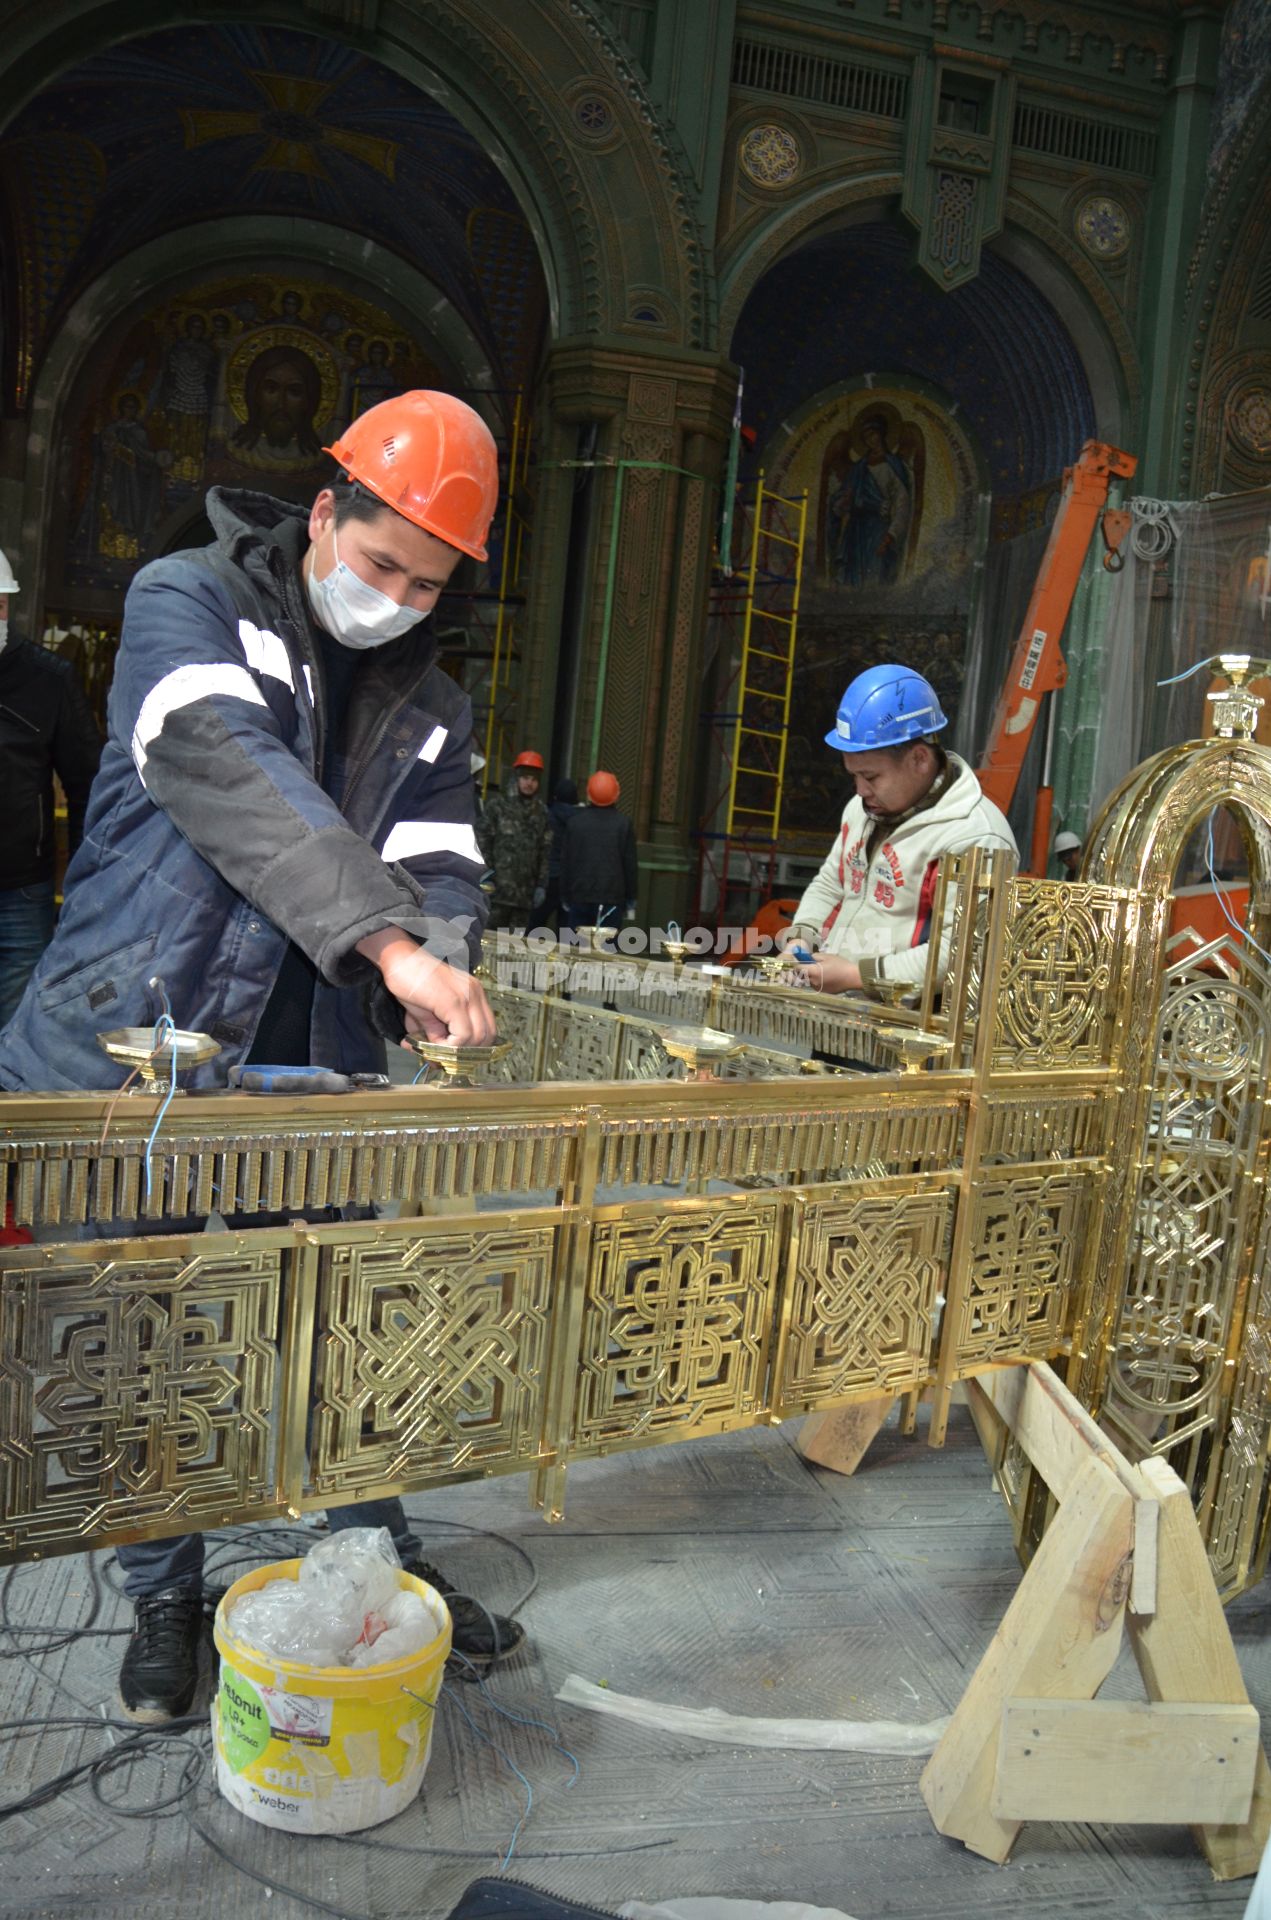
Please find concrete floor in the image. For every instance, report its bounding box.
[0,1408,1265,1920]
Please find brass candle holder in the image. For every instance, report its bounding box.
[97,1026,221,1089]
[656,1024,741,1081]
[874,1026,950,1075]
[871,978,914,1009]
[406,1037,514,1087]
[660,937,691,975]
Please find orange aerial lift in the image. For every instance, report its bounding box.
[976,438,1137,872]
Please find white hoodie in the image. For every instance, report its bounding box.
[789,752,1017,988]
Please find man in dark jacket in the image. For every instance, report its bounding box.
[543,775,580,932]
[477,749,551,929]
[0,391,525,1718]
[561,770,638,935]
[0,551,102,1024]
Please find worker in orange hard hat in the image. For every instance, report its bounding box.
[477,747,551,930]
[0,389,526,1715]
[560,770,639,936]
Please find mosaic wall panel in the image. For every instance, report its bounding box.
[0,1240,283,1556]
[775,1182,955,1411]
[948,1166,1096,1370]
[570,1199,783,1451]
[306,1218,558,1501]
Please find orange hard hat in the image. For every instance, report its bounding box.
[324,390,500,561]
[587,770,620,806]
[513,750,544,771]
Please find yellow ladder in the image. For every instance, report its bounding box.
[724,474,809,841]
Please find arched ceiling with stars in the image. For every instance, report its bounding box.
[731,223,1096,499]
[0,21,549,413]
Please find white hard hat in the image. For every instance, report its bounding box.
[1054,831,1082,854]
[0,551,19,595]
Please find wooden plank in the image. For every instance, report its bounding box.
[974,1363,1159,1614]
[797,1396,895,1474]
[920,1453,1134,1863]
[976,1362,1141,1502]
[993,1699,1258,1825]
[1129,1455,1271,1880]
[965,1375,1008,1472]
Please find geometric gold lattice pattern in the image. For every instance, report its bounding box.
[306,1218,557,1503]
[775,1183,954,1411]
[951,1169,1094,1369]
[992,879,1128,1070]
[0,1242,283,1557]
[1104,949,1271,1529]
[571,1199,782,1452]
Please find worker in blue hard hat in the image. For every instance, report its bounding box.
[786,663,1018,994]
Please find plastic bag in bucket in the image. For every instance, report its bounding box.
[212,1557,450,1833]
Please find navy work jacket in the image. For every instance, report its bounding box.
[0,488,486,1092]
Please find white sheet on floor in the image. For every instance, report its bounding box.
[556,1674,948,1754]
[623,1901,859,1920]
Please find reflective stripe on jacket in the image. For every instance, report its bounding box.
[0,487,486,1091]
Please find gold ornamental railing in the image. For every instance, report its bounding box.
[4,735,1271,1603]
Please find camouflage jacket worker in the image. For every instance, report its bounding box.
[477,772,551,908]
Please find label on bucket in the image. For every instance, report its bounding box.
[218,1671,272,1774]
[257,1682,334,1748]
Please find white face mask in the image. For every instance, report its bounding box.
[305,524,427,649]
[0,618,7,652]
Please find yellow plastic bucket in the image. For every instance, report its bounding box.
[212,1558,450,1833]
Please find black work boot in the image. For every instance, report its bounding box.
[118,1587,205,1723]
[401,1558,525,1678]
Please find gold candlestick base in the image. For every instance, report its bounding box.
[875,1026,949,1074]
[660,938,691,972]
[871,978,913,1009]
[406,1038,513,1087]
[657,1024,741,1080]
[97,1026,221,1089]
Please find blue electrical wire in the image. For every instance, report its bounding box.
[1158,653,1271,688]
[445,1656,580,1788]
[441,1684,535,1870]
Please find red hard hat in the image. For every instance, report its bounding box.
[587,770,620,807]
[324,390,500,561]
[513,749,544,771]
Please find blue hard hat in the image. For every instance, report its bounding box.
[824,664,948,752]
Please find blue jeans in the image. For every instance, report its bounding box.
[115,1499,424,1598]
[0,879,55,1028]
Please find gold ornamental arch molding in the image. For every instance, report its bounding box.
[5,728,1271,1602]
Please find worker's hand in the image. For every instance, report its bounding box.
[356,930,495,1046]
[798,952,863,995]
